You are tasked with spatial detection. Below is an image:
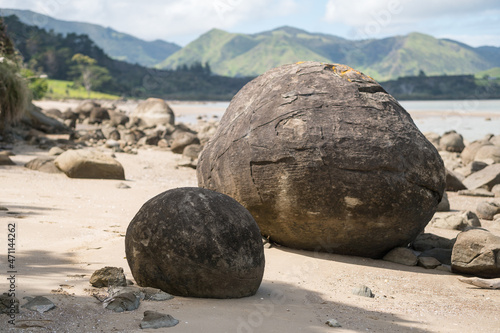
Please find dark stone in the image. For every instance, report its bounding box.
[104,292,140,312]
[89,267,127,288]
[451,228,500,278]
[61,109,78,121]
[89,107,110,124]
[421,248,452,265]
[436,192,450,212]
[125,187,265,298]
[446,169,466,191]
[418,256,441,269]
[75,100,100,118]
[108,110,129,127]
[170,131,199,154]
[25,157,62,174]
[411,233,455,251]
[197,62,445,258]
[140,311,179,329]
[21,296,55,313]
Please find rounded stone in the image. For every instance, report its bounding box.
[197,61,445,258]
[125,187,265,298]
[131,98,175,127]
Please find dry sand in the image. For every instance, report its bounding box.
[0,101,499,332]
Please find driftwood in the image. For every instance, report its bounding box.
[22,104,72,134]
[458,277,500,289]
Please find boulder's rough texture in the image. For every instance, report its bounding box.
[125,187,265,299]
[130,98,175,127]
[197,62,446,257]
[54,149,125,180]
[90,267,127,288]
[463,164,500,191]
[439,131,465,153]
[451,228,500,278]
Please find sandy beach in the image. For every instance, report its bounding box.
[1,100,500,332]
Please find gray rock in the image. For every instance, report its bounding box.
[125,187,265,298]
[130,98,175,127]
[474,145,500,164]
[75,100,100,117]
[430,211,481,231]
[462,164,500,191]
[452,228,500,278]
[418,256,442,269]
[104,292,140,312]
[140,311,179,329]
[325,319,342,328]
[446,169,466,191]
[436,192,450,212]
[89,107,110,124]
[197,62,445,258]
[25,157,63,174]
[352,285,374,298]
[439,131,465,153]
[90,267,127,288]
[170,131,199,154]
[0,293,19,314]
[55,149,125,180]
[476,201,500,220]
[108,110,129,127]
[420,248,453,265]
[458,189,495,197]
[21,296,55,313]
[424,132,440,149]
[383,247,418,266]
[141,287,174,301]
[107,286,174,302]
[411,233,455,251]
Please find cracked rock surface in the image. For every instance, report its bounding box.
[197,61,446,258]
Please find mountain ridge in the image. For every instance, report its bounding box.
[0,8,181,67]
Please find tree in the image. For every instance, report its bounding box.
[0,18,30,134]
[70,53,111,97]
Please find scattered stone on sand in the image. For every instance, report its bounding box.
[418,256,442,269]
[451,228,500,278]
[0,293,19,314]
[55,149,125,180]
[420,248,453,265]
[462,164,500,191]
[436,192,450,212]
[25,157,63,174]
[0,206,8,211]
[458,189,495,197]
[183,144,203,160]
[454,161,488,178]
[461,141,490,165]
[197,61,445,258]
[325,319,342,328]
[458,277,500,289]
[411,233,455,252]
[116,182,131,189]
[0,154,15,165]
[90,267,127,288]
[140,311,179,329]
[21,296,56,313]
[476,201,500,220]
[445,169,466,191]
[474,145,500,164]
[439,131,465,153]
[48,146,65,156]
[125,187,265,298]
[177,156,198,169]
[170,131,199,154]
[130,98,175,127]
[382,247,418,266]
[352,285,374,298]
[103,292,140,312]
[107,285,174,302]
[430,211,481,231]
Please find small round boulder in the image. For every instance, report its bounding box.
[125,187,265,299]
[197,61,446,258]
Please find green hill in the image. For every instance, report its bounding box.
[0,8,180,67]
[158,27,500,81]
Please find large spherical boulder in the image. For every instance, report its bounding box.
[197,61,445,258]
[125,187,265,298]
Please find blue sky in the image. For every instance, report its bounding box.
[1,0,499,47]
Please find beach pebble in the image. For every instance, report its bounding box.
[383,247,418,266]
[21,296,55,314]
[140,311,179,329]
[418,256,442,269]
[90,267,127,288]
[325,319,342,327]
[352,285,374,298]
[476,201,500,220]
